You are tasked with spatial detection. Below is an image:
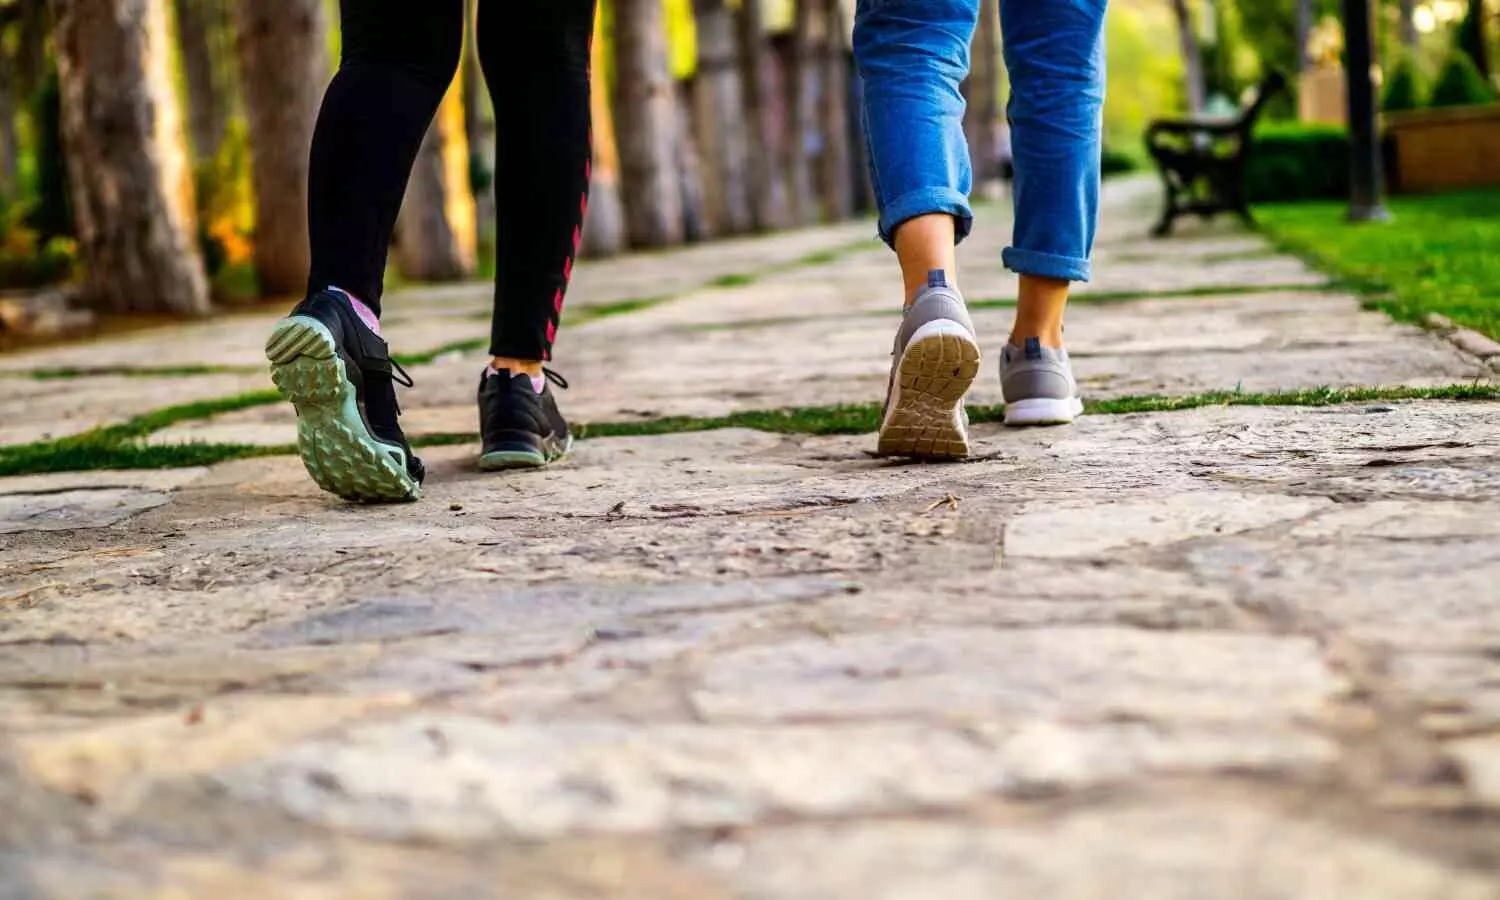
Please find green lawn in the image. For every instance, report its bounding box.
[1256,189,1500,340]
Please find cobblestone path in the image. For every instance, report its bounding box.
[3,180,1498,899]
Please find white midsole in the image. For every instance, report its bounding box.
[1004,396,1084,425]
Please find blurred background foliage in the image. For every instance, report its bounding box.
[0,0,1492,325]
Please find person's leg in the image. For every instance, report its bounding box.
[855,0,983,460]
[856,0,979,304]
[266,0,463,503]
[478,0,596,374]
[307,0,464,313]
[996,0,1105,425]
[473,0,596,470]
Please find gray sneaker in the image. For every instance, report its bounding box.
[876,270,981,460]
[1000,337,1084,426]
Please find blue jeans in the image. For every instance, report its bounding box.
[853,0,1107,282]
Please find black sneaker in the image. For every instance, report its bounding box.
[264,289,424,502]
[477,368,573,470]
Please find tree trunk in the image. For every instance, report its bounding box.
[16,0,48,100]
[462,0,495,253]
[735,0,791,230]
[675,83,708,241]
[172,0,230,160]
[783,0,817,222]
[847,65,875,213]
[613,0,683,247]
[1293,0,1315,73]
[1397,0,1418,50]
[691,0,753,236]
[964,0,1000,184]
[233,0,328,298]
[817,0,852,220]
[581,11,626,257]
[395,84,476,281]
[52,0,209,314]
[0,52,17,194]
[1170,0,1205,113]
[1460,0,1489,80]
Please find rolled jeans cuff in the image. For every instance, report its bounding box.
[1002,246,1091,282]
[877,187,974,248]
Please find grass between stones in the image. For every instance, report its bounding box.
[702,237,879,291]
[684,281,1345,334]
[5,384,1496,478]
[2,364,261,380]
[0,390,287,477]
[1257,189,1500,341]
[970,281,1342,310]
[566,296,671,326]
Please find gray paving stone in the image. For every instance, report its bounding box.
[699,801,1500,900]
[222,717,1334,842]
[692,627,1342,723]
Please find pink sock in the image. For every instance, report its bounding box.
[329,286,380,336]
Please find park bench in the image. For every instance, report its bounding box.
[1144,72,1286,236]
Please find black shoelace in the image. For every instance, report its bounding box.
[391,358,415,389]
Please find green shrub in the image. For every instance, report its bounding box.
[1429,49,1496,108]
[1382,56,1425,112]
[1245,123,1350,203]
[25,72,73,242]
[1100,146,1140,177]
[0,234,77,289]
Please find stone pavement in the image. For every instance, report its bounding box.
[3,178,1500,898]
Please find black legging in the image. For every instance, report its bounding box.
[306,0,596,361]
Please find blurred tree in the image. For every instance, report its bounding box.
[782,0,816,222]
[396,83,476,280]
[232,0,328,297]
[172,0,233,161]
[53,0,209,314]
[736,0,792,229]
[0,0,51,197]
[1295,0,1314,71]
[674,80,707,240]
[1170,0,1206,112]
[1456,0,1490,80]
[0,17,17,192]
[963,0,1001,184]
[691,0,753,236]
[1104,2,1184,149]
[14,0,44,97]
[614,0,684,246]
[666,0,706,239]
[27,72,71,240]
[1398,0,1418,50]
[582,9,626,256]
[461,0,495,250]
[815,0,851,219]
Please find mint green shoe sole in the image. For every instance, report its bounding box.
[477,434,575,471]
[265,316,421,503]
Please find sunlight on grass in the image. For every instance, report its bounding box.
[1257,189,1500,340]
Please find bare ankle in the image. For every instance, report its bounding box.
[1008,327,1066,349]
[491,357,544,377]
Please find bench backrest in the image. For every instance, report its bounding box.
[1236,71,1288,135]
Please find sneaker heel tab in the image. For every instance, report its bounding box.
[926,269,948,288]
